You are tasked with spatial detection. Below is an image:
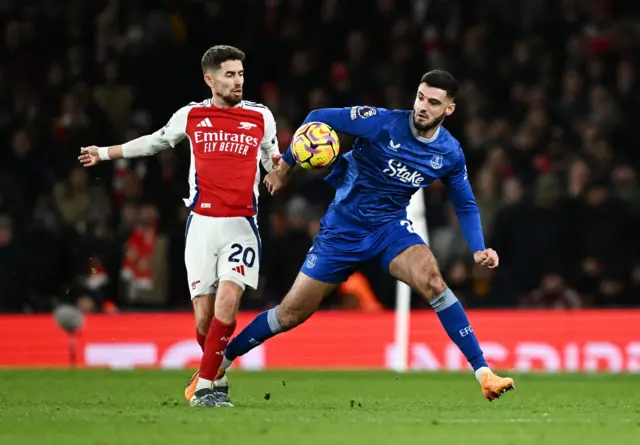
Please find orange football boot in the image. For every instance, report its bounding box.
[184,370,200,402]
[480,370,515,401]
[184,369,226,402]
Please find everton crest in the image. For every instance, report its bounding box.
[430,154,443,170]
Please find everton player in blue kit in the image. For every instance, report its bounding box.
[220,71,515,401]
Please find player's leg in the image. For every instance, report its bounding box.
[183,213,232,407]
[192,278,242,407]
[184,291,215,401]
[222,271,337,369]
[184,213,216,350]
[193,292,215,350]
[378,219,514,400]
[222,236,352,370]
[192,216,264,405]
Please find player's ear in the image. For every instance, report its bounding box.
[203,72,215,89]
[445,102,456,117]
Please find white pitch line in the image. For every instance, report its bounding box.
[293,417,638,425]
[437,418,636,424]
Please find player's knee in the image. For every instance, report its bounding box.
[276,273,331,330]
[276,303,311,331]
[418,267,446,301]
[215,296,238,324]
[215,279,244,324]
[426,272,446,297]
[195,310,213,336]
[276,306,300,331]
[193,293,215,335]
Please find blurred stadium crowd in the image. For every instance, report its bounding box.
[0,0,638,313]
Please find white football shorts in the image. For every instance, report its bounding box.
[184,212,261,299]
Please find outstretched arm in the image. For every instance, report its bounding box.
[265,106,385,195]
[442,151,499,268]
[79,106,189,166]
[281,106,384,166]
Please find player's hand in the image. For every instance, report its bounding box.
[78,146,101,167]
[264,161,291,195]
[264,170,283,195]
[473,248,499,269]
[271,153,282,169]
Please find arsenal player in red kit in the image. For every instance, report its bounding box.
[79,46,280,407]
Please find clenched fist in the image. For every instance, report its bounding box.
[473,248,499,269]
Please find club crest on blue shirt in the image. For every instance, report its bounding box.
[430,154,443,170]
[350,106,377,120]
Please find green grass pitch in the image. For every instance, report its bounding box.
[0,370,638,445]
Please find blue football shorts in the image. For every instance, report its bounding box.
[300,215,426,283]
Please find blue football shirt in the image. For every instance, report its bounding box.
[282,106,485,253]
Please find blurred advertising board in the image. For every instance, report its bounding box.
[0,310,638,372]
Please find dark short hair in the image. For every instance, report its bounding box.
[201,45,245,73]
[420,70,459,99]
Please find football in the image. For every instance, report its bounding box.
[290,122,340,169]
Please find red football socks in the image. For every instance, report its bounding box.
[199,317,236,381]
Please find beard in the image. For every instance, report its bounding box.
[413,110,445,132]
[216,90,243,107]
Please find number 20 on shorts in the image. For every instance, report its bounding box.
[228,243,256,267]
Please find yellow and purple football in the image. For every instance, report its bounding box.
[290,122,340,169]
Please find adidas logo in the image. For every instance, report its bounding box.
[232,265,245,276]
[196,118,213,127]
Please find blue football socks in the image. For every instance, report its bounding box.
[222,290,488,377]
[223,306,282,367]
[430,288,488,371]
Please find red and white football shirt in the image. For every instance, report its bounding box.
[126,99,279,218]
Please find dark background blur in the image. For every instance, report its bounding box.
[0,0,638,314]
